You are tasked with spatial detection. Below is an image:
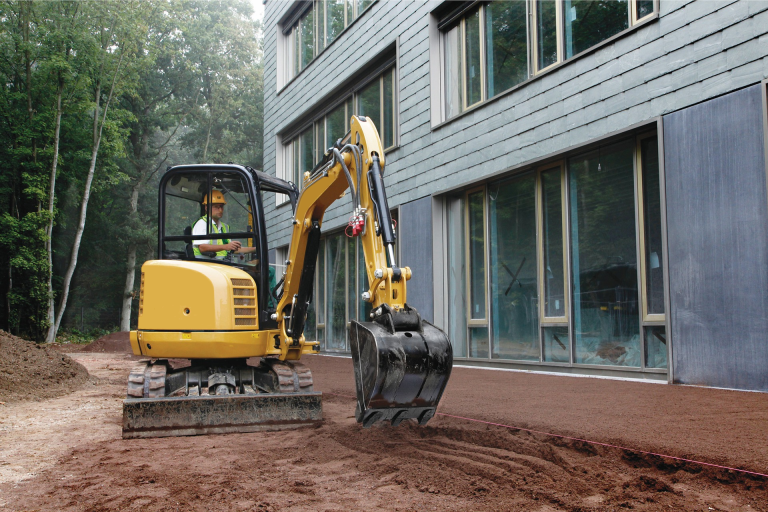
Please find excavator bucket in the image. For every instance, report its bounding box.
[349,305,452,428]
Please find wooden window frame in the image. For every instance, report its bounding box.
[464,186,489,331]
[635,132,665,324]
[536,161,569,325]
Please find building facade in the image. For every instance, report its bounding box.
[263,0,768,391]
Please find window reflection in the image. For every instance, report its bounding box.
[641,137,665,316]
[563,0,629,59]
[447,196,468,357]
[570,142,640,366]
[486,1,529,98]
[464,7,483,107]
[489,177,539,360]
[326,234,347,350]
[541,167,566,318]
[468,191,486,320]
[536,0,559,70]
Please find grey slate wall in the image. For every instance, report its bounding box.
[263,0,768,251]
[664,84,768,392]
[398,196,433,322]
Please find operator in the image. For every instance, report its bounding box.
[192,190,256,258]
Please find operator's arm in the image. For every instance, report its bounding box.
[198,241,242,253]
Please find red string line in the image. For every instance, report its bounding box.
[326,392,768,479]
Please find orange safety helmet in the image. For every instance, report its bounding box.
[202,190,227,205]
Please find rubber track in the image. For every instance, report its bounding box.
[126,360,314,397]
[125,361,166,398]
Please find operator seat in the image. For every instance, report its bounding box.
[183,226,195,260]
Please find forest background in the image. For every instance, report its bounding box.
[0,0,264,342]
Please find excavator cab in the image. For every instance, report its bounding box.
[159,165,297,327]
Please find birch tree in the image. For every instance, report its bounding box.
[50,3,136,340]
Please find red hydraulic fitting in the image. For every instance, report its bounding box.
[351,215,365,236]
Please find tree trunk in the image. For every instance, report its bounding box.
[120,183,141,331]
[53,48,124,337]
[44,79,64,343]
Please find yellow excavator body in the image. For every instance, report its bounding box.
[123,116,452,438]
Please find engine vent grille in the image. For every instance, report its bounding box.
[231,277,256,328]
[139,272,145,316]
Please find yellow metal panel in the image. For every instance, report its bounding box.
[136,330,277,359]
[138,260,258,331]
[129,330,142,356]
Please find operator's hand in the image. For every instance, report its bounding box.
[223,241,242,252]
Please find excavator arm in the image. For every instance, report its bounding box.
[274,116,453,427]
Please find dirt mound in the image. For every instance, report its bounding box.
[0,330,88,403]
[78,331,131,353]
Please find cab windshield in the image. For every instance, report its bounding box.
[162,170,260,273]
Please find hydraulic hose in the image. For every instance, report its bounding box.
[332,147,357,208]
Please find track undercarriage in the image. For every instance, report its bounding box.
[122,358,321,439]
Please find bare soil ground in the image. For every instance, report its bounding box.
[1,333,766,511]
[0,330,88,403]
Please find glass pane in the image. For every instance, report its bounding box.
[486,0,528,98]
[489,177,540,361]
[636,0,654,20]
[326,102,347,148]
[300,127,315,180]
[317,238,325,324]
[316,326,325,348]
[468,191,486,319]
[293,138,300,186]
[293,26,300,76]
[315,121,324,162]
[564,0,629,60]
[447,196,467,357]
[300,6,315,70]
[536,0,558,70]
[326,0,345,47]
[305,292,317,341]
[444,24,462,118]
[358,77,381,132]
[347,236,356,323]
[356,0,372,17]
[641,137,664,315]
[357,238,371,321]
[464,8,482,107]
[644,325,667,369]
[542,326,569,362]
[469,327,489,358]
[541,168,566,318]
[383,68,394,148]
[570,142,640,367]
[326,234,347,350]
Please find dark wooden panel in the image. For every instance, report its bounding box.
[663,84,768,391]
[399,196,434,322]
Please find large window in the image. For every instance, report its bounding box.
[441,0,655,119]
[446,132,666,371]
[278,66,397,205]
[283,0,375,83]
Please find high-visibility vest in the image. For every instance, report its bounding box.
[192,216,230,258]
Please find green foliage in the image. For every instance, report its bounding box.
[0,0,264,339]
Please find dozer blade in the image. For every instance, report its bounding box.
[122,359,322,439]
[349,305,453,428]
[122,392,322,439]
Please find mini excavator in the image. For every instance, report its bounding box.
[123,117,453,438]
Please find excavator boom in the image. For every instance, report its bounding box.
[274,116,452,427]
